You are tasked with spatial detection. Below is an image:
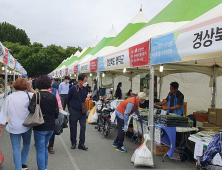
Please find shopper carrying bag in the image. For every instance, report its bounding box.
[23,92,44,127]
[0,77,34,170]
[28,75,59,170]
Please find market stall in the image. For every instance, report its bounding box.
[148,4,222,163]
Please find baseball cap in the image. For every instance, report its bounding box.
[22,74,28,78]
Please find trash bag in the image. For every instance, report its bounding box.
[131,144,141,163]
[90,111,98,124]
[54,113,67,135]
[132,134,154,167]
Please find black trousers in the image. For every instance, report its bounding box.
[69,107,86,145]
[60,94,68,111]
[48,133,55,148]
[114,116,125,148]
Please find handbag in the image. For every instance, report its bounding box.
[76,85,88,114]
[23,92,45,127]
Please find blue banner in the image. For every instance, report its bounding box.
[151,33,181,65]
[15,61,18,70]
[97,57,105,71]
[78,64,81,74]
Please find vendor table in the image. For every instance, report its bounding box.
[154,124,198,161]
[188,133,222,167]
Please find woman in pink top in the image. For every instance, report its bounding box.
[47,75,63,154]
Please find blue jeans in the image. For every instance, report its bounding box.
[34,130,53,170]
[10,129,32,170]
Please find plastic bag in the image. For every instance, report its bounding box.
[54,113,67,135]
[87,106,96,123]
[132,134,154,167]
[131,144,141,163]
[90,111,98,124]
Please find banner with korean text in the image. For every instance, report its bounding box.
[74,65,78,74]
[80,62,90,73]
[129,41,149,67]
[90,59,97,72]
[151,15,222,65]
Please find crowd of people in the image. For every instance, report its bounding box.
[0,74,89,170]
[0,73,220,170]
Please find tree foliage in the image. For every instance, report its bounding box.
[0,22,31,46]
[1,22,82,77]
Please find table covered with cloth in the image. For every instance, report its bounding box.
[154,123,198,158]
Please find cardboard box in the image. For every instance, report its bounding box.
[193,112,208,122]
[208,108,222,126]
[154,144,170,156]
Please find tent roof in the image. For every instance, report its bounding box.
[144,0,222,27]
[130,10,149,24]
[91,9,148,59]
[113,0,222,56]
[67,47,88,68]
[78,27,118,65]
[105,27,117,38]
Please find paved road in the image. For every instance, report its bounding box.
[0,122,196,170]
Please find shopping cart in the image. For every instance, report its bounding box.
[130,115,143,144]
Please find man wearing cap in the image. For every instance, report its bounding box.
[59,76,70,111]
[113,92,146,153]
[155,82,184,116]
[22,74,36,93]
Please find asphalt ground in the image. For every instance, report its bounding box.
[0,121,196,170]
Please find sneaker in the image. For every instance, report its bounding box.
[22,164,28,170]
[116,146,127,153]
[113,142,118,148]
[48,147,55,154]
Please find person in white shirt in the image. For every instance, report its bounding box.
[0,77,34,170]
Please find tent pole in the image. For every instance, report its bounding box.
[159,75,163,100]
[148,39,154,159]
[149,65,154,159]
[212,67,217,108]
[131,72,133,90]
[91,74,93,90]
[101,74,103,88]
[13,70,15,82]
[112,74,115,99]
[97,71,100,88]
[5,65,8,98]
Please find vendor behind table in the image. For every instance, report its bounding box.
[155,82,184,116]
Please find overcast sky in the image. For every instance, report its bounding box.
[0,0,172,49]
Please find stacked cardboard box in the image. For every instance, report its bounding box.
[208,108,222,126]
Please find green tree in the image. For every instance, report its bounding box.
[0,22,31,46]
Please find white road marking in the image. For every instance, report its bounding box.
[59,135,80,170]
